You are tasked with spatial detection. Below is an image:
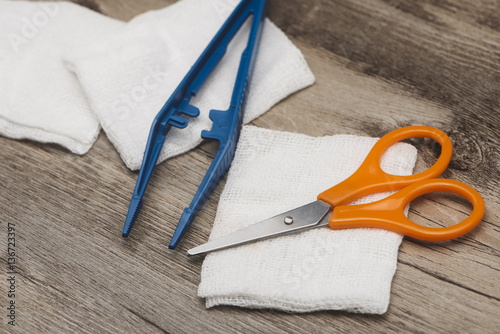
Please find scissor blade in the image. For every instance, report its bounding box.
[187,201,331,255]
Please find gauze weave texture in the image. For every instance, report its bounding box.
[67,0,315,170]
[0,1,122,154]
[199,126,417,314]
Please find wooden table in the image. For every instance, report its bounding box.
[1,0,499,332]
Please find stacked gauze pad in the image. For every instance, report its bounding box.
[0,0,315,168]
[67,0,314,170]
[0,1,122,154]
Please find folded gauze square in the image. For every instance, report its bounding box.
[199,126,418,314]
[0,1,123,154]
[67,0,315,170]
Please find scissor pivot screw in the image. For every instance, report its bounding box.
[284,216,294,225]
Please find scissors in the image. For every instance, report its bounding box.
[188,126,485,255]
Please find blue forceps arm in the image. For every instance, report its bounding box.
[123,0,268,249]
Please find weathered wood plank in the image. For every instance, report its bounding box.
[1,0,499,333]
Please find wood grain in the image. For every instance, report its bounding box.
[1,0,499,333]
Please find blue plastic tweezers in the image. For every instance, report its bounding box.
[122,0,268,249]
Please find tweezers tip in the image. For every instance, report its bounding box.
[122,196,143,237]
[122,221,134,238]
[169,208,195,249]
[122,227,132,237]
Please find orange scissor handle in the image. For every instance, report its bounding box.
[318,126,453,207]
[328,179,485,241]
